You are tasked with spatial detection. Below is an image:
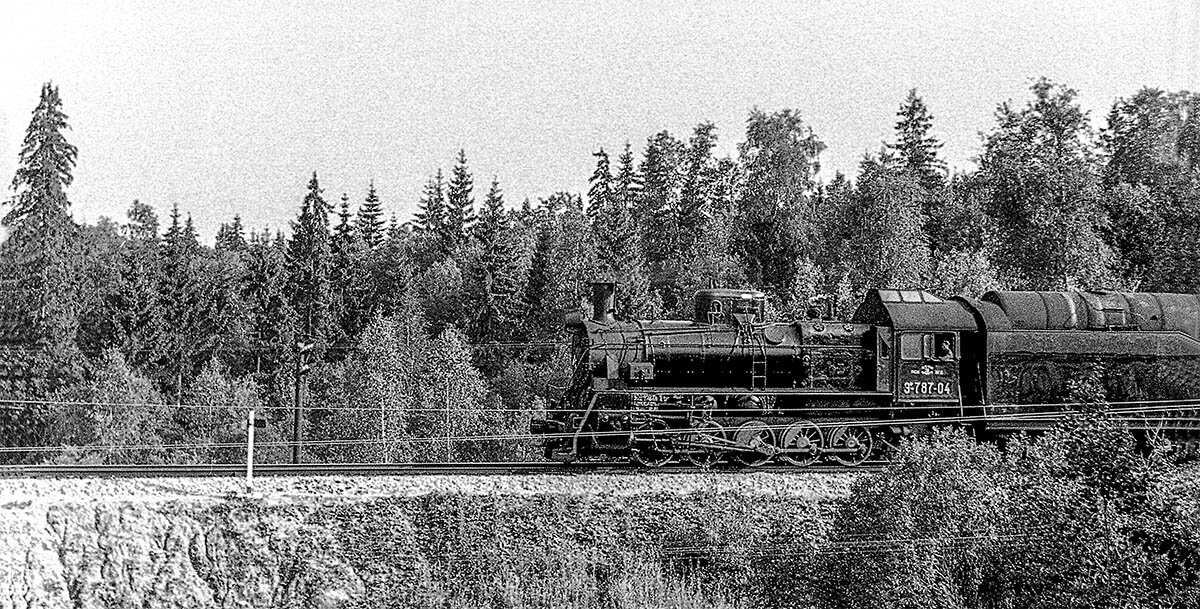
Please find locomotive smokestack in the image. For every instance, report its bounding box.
[590,282,616,324]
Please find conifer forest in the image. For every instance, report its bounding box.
[3,79,1200,465]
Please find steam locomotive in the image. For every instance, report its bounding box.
[529,283,1200,467]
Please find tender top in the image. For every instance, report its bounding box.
[981,290,1200,338]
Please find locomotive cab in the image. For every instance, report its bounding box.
[894,330,960,403]
[854,289,976,409]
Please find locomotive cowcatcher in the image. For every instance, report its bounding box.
[529,282,1200,467]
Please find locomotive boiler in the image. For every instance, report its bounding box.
[530,283,1200,467]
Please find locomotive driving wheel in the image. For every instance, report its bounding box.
[685,419,726,468]
[632,419,674,467]
[733,421,776,467]
[779,420,823,467]
[828,425,874,466]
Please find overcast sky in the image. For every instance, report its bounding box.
[1,1,1196,239]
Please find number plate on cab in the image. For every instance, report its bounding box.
[897,363,959,401]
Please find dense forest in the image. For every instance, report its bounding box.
[2,78,1200,464]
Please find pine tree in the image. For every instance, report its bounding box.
[286,172,334,348]
[445,149,476,250]
[356,181,385,248]
[2,82,81,365]
[888,89,947,191]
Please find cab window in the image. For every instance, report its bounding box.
[933,333,956,359]
[899,332,957,360]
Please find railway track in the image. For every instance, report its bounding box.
[0,461,884,478]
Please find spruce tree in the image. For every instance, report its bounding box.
[3,82,81,366]
[245,235,296,381]
[356,181,385,248]
[678,122,719,262]
[183,214,200,250]
[523,214,557,334]
[637,131,685,278]
[445,149,476,250]
[414,170,449,263]
[334,193,354,244]
[888,89,947,190]
[593,151,659,318]
[158,204,204,396]
[331,192,366,341]
[587,148,613,219]
[231,215,247,249]
[286,172,334,348]
[100,200,163,371]
[215,215,248,252]
[614,142,642,211]
[469,178,521,344]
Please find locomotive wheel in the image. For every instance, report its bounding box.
[632,419,674,467]
[685,419,726,468]
[829,425,874,466]
[779,420,823,467]
[733,421,776,467]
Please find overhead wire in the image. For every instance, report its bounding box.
[3,406,1199,455]
[1,395,1198,415]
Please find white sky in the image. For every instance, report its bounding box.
[0,1,1196,239]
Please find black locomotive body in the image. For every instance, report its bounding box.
[530,283,1200,467]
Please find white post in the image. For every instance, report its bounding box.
[245,408,256,493]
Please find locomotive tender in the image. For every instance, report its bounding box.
[530,282,1200,467]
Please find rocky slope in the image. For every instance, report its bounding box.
[0,472,856,608]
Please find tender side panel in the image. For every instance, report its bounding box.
[984,330,1200,405]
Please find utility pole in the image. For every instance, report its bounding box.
[246,408,257,493]
[293,340,314,464]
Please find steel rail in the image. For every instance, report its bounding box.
[0,461,883,478]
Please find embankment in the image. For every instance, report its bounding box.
[0,472,858,608]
